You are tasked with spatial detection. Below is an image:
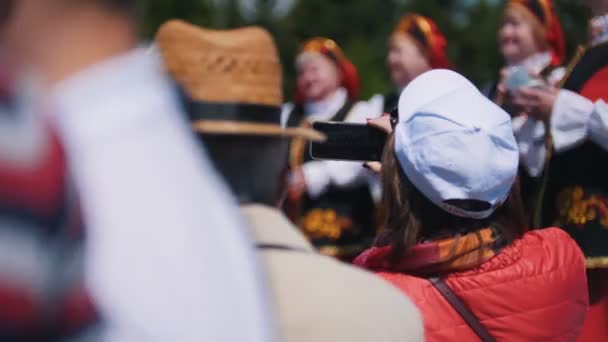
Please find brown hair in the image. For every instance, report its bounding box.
[375,134,527,264]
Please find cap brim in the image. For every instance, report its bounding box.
[192,120,326,142]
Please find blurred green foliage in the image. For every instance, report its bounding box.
[141,0,590,100]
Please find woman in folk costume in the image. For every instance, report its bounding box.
[369,13,452,115]
[507,0,608,339]
[489,0,566,223]
[283,37,375,261]
[488,0,566,102]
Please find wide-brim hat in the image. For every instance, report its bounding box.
[155,20,324,141]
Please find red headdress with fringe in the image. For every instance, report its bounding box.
[507,0,566,66]
[296,37,360,102]
[392,13,452,70]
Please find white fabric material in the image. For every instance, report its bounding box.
[591,13,608,46]
[512,115,547,177]
[303,87,349,121]
[47,48,276,342]
[395,70,519,219]
[518,90,608,175]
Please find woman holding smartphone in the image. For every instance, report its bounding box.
[355,69,588,341]
[282,37,376,261]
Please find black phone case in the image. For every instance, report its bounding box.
[310,121,388,162]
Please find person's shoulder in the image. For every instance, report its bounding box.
[520,227,585,266]
[265,252,423,340]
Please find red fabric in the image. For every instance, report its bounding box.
[579,67,608,102]
[338,58,360,101]
[546,9,565,66]
[578,270,608,342]
[0,128,66,216]
[425,18,452,70]
[356,228,589,341]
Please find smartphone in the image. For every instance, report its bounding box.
[310,121,388,162]
[504,66,544,91]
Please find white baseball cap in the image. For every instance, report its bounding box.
[394,69,519,219]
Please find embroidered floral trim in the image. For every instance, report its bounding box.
[556,186,608,228]
[300,208,353,240]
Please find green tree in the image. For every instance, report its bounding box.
[141,0,591,100]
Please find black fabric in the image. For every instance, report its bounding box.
[541,43,608,258]
[408,25,429,49]
[257,243,309,253]
[383,91,400,114]
[523,0,546,25]
[185,101,281,124]
[561,44,608,92]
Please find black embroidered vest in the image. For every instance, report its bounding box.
[541,43,608,266]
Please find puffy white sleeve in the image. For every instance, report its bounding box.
[550,89,594,151]
[516,89,608,176]
[512,115,547,177]
[550,90,608,152]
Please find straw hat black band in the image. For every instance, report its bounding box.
[185,101,281,124]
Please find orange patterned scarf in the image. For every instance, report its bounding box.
[354,228,503,276]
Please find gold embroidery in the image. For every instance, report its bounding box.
[556,186,608,227]
[300,208,353,240]
[587,256,608,269]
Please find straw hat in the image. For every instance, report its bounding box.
[156,20,324,141]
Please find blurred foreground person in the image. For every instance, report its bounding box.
[0,1,276,340]
[370,13,452,114]
[0,67,100,340]
[355,70,588,341]
[282,37,376,261]
[508,0,608,339]
[156,20,424,342]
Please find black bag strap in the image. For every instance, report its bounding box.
[256,243,309,253]
[429,277,497,342]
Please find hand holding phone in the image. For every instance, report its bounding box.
[504,66,544,91]
[310,121,388,162]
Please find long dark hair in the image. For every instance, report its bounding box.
[375,134,527,264]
